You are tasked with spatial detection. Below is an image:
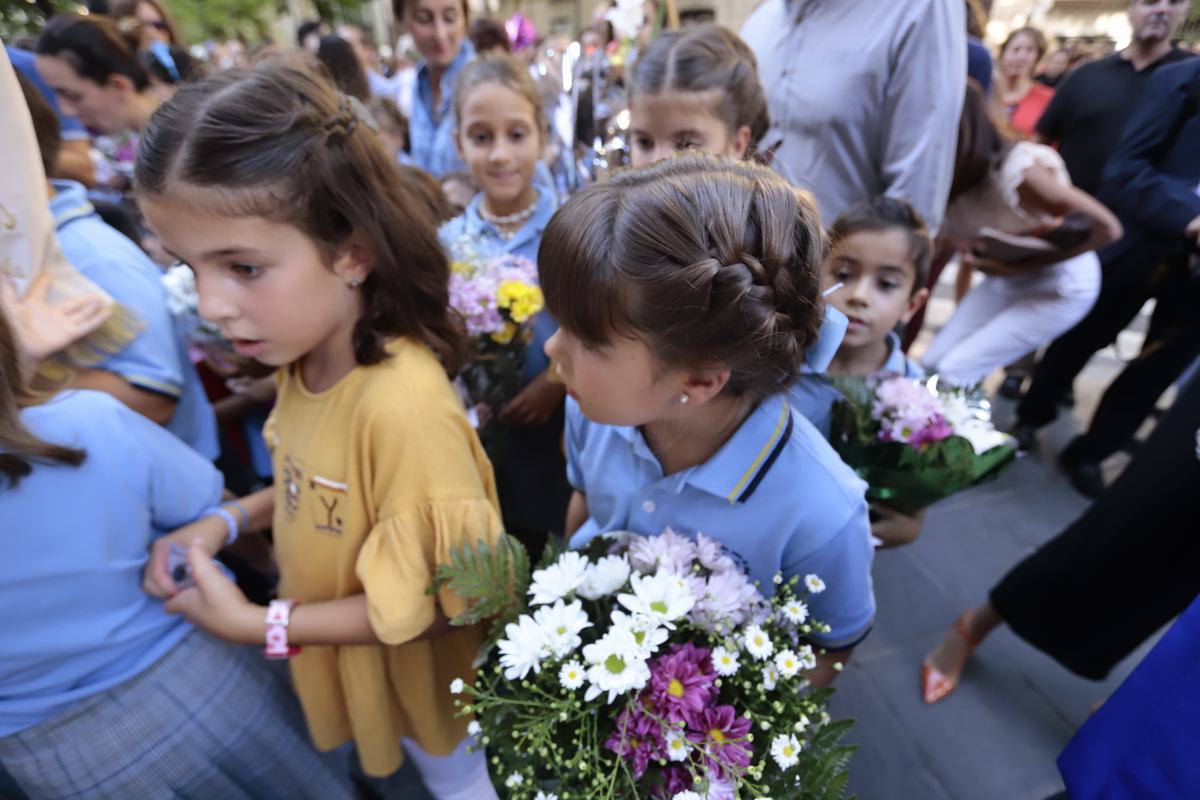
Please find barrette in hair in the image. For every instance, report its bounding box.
[148,40,180,82]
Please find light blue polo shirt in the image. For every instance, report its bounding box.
[50,180,219,460]
[789,331,924,439]
[566,392,875,649]
[440,189,558,382]
[0,390,221,735]
[410,41,474,177]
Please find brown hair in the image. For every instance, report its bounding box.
[38,13,149,91]
[950,81,1011,201]
[540,153,825,400]
[964,0,986,39]
[0,312,86,490]
[1000,26,1048,65]
[398,164,457,224]
[629,24,770,155]
[16,71,62,177]
[829,197,933,293]
[453,53,546,139]
[316,35,371,101]
[468,17,510,53]
[109,0,184,46]
[134,60,467,374]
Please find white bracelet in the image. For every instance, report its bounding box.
[202,505,240,547]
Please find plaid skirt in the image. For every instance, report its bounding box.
[0,631,354,799]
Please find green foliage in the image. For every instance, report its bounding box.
[430,533,530,648]
[0,0,79,41]
[168,0,277,43]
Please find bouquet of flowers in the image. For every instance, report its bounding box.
[828,374,1016,515]
[434,530,855,799]
[444,235,545,427]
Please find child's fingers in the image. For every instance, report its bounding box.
[186,538,223,586]
[143,539,178,598]
[163,586,199,615]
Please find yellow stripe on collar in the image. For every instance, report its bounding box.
[726,401,790,504]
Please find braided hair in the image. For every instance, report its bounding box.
[539,153,825,400]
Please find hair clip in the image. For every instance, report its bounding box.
[148,40,180,82]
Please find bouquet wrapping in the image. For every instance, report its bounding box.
[828,375,1016,515]
[161,263,240,372]
[444,234,545,428]
[434,530,855,799]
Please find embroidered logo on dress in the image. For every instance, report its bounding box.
[310,475,347,537]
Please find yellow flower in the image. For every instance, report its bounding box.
[496,281,544,324]
[490,322,519,345]
[450,260,473,276]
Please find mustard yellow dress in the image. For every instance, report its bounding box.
[264,337,502,776]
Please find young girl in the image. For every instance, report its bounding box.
[791,197,932,548]
[627,23,769,168]
[627,23,847,375]
[135,62,501,798]
[441,54,568,556]
[542,154,876,686]
[920,83,1122,387]
[0,55,348,798]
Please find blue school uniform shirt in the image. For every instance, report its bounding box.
[566,392,876,649]
[50,180,220,460]
[0,390,221,735]
[439,188,559,382]
[410,41,473,177]
[788,331,924,439]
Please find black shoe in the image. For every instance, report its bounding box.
[999,375,1024,400]
[1011,422,1038,452]
[1058,442,1104,498]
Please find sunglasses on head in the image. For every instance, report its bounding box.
[147,20,170,32]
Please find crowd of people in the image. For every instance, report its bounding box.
[1,0,1199,796]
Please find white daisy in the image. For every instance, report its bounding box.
[609,609,669,658]
[774,649,801,678]
[582,627,651,703]
[797,644,817,671]
[534,793,559,800]
[617,571,695,628]
[497,614,547,680]
[673,792,702,800]
[449,678,465,695]
[532,599,592,658]
[528,551,590,605]
[770,733,802,770]
[742,624,774,660]
[710,645,740,677]
[559,659,586,690]
[466,720,482,737]
[664,728,690,762]
[577,554,632,600]
[780,599,809,625]
[804,573,826,594]
[761,664,779,691]
[505,772,524,788]
[793,714,810,733]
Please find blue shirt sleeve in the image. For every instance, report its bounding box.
[7,47,87,141]
[111,394,224,530]
[782,503,876,649]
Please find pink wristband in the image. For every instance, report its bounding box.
[264,599,302,659]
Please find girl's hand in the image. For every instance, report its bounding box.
[143,515,228,598]
[871,503,926,548]
[500,372,567,427]
[163,540,262,645]
[1,273,112,365]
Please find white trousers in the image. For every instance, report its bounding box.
[401,736,498,800]
[922,252,1101,386]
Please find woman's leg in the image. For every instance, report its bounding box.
[401,735,498,800]
[920,275,1012,374]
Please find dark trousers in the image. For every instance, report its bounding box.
[991,372,1200,680]
[1018,248,1195,459]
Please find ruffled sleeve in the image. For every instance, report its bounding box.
[998,141,1072,214]
[355,497,504,645]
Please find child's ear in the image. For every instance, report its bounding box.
[680,366,732,406]
[731,125,753,160]
[454,129,465,159]
[333,233,375,286]
[900,287,930,325]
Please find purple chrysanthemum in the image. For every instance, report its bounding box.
[684,705,753,780]
[647,644,717,721]
[604,706,665,778]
